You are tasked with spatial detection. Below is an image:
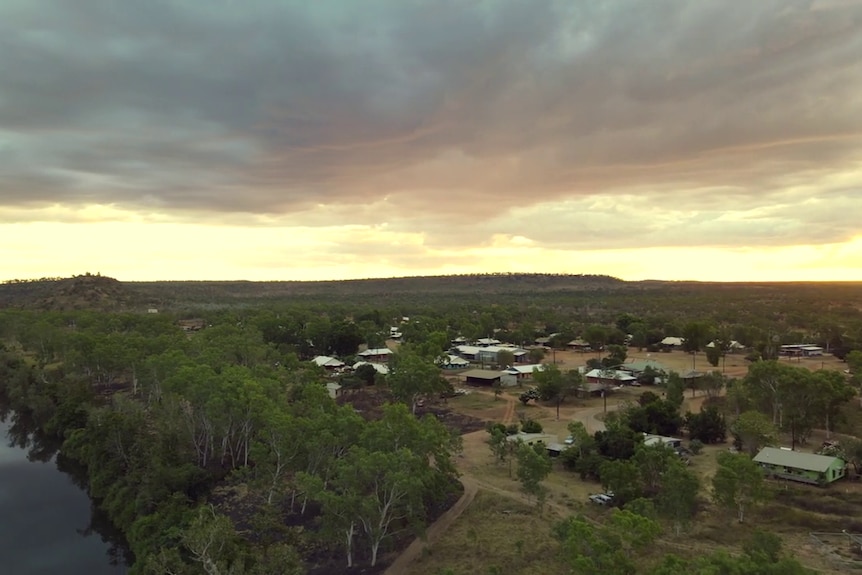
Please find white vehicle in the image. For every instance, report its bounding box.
[564,435,575,445]
[589,494,613,505]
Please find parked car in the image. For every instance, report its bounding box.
[589,493,614,505]
[564,435,575,445]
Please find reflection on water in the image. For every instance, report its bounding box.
[0,402,131,574]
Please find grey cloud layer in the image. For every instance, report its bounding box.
[2,0,862,248]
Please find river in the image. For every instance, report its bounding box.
[0,412,131,574]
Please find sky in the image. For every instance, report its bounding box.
[2,0,862,283]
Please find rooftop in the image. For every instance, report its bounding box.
[503,364,546,375]
[313,356,345,368]
[585,368,637,381]
[357,347,393,357]
[753,447,844,473]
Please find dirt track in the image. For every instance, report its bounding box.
[382,476,479,575]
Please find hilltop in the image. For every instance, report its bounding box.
[0,274,131,311]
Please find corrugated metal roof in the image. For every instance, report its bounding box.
[585,369,637,381]
[358,347,393,357]
[352,361,389,375]
[503,364,545,374]
[753,447,843,473]
[313,356,345,367]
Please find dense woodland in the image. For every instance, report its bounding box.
[1,274,862,573]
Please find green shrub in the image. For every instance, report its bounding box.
[521,419,543,433]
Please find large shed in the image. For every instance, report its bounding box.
[460,369,502,386]
[753,447,846,486]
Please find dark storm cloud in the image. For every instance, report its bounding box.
[2,0,862,248]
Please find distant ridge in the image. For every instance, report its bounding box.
[1,273,860,312]
[0,273,624,310]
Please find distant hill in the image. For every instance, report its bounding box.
[6,273,859,315]
[1,273,625,310]
[0,274,131,311]
[129,273,627,305]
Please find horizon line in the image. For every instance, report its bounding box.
[4,272,862,285]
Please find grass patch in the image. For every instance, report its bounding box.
[407,490,567,575]
[448,393,499,411]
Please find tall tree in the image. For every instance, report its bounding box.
[582,325,610,354]
[332,447,428,567]
[712,451,769,523]
[599,459,642,505]
[744,360,796,426]
[812,369,856,439]
[534,364,583,419]
[731,411,777,456]
[682,321,714,370]
[516,442,553,507]
[664,372,685,409]
[780,369,819,449]
[386,351,447,414]
[656,462,700,536]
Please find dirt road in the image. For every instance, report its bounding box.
[383,475,479,575]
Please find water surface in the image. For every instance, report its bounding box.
[0,413,129,575]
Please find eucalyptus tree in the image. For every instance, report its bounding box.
[386,351,448,414]
[712,451,769,524]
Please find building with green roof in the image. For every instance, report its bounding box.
[753,447,846,486]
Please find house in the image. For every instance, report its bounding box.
[357,347,394,363]
[313,356,346,369]
[480,346,529,365]
[681,370,705,386]
[643,434,683,449]
[460,369,503,386]
[660,336,684,348]
[500,364,546,387]
[454,345,529,365]
[619,359,667,376]
[706,340,745,352]
[567,339,592,352]
[585,369,638,386]
[352,361,389,375]
[147,308,159,314]
[388,327,403,339]
[475,337,502,347]
[441,355,471,370]
[779,344,823,357]
[451,336,469,346]
[535,333,560,346]
[325,381,343,399]
[753,447,846,486]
